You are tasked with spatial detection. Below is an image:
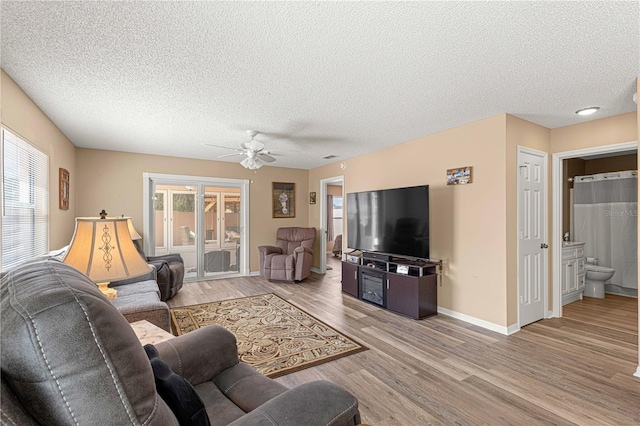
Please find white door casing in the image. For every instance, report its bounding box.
[319,175,344,274]
[518,147,548,327]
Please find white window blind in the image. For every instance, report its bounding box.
[1,128,49,273]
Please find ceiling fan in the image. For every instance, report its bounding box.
[204,130,277,170]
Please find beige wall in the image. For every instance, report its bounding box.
[1,69,77,250]
[505,115,551,325]
[327,184,342,197]
[550,112,637,153]
[75,148,309,272]
[311,115,512,327]
[637,77,639,374]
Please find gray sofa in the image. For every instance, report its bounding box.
[0,258,361,425]
[109,263,172,332]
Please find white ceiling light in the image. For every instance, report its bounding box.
[240,155,263,170]
[575,106,600,116]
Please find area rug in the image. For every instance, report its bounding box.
[170,293,367,378]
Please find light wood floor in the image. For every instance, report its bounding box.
[168,256,640,425]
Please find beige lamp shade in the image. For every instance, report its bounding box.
[126,218,142,241]
[63,217,151,285]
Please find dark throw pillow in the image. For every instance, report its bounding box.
[144,344,211,426]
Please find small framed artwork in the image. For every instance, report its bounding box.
[59,168,70,210]
[273,182,295,218]
[309,192,316,204]
[447,166,473,185]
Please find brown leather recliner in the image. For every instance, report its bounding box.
[258,227,316,282]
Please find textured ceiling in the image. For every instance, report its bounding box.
[1,1,638,170]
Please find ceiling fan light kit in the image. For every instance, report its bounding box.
[241,156,263,170]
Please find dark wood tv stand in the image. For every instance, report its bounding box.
[341,253,438,319]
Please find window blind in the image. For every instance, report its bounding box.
[1,128,49,273]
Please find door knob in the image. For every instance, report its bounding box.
[540,243,548,249]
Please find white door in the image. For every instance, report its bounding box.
[518,148,548,327]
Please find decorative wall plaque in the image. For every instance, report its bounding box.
[59,168,70,210]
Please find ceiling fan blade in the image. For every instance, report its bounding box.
[257,153,276,163]
[218,152,245,159]
[203,143,239,150]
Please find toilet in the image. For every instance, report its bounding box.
[584,259,615,298]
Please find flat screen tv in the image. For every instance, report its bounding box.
[347,185,429,260]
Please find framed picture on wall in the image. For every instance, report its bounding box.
[273,182,295,218]
[59,168,70,210]
[309,192,316,204]
[447,166,473,185]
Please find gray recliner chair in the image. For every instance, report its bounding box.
[258,227,316,282]
[0,257,361,426]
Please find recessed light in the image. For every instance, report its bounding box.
[575,106,600,116]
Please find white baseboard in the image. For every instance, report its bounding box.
[437,306,520,335]
[634,366,640,378]
[310,267,322,274]
[249,271,260,277]
[505,323,521,335]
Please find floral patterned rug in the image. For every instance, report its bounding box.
[170,293,366,377]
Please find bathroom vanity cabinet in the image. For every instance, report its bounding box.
[562,242,585,305]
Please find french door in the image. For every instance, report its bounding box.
[143,174,249,281]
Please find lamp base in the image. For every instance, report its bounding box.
[97,282,118,300]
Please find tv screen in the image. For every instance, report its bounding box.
[347,185,429,260]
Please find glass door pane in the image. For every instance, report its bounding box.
[203,188,223,277]
[204,192,219,245]
[154,190,167,253]
[223,193,241,272]
[169,189,196,279]
[171,191,196,249]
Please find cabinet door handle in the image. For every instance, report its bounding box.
[567,264,573,267]
[354,271,357,279]
[387,279,390,289]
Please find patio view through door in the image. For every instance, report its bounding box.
[144,174,248,281]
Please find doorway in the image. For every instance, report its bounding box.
[319,176,344,274]
[551,141,638,317]
[143,173,249,281]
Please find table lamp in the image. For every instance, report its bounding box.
[63,217,152,300]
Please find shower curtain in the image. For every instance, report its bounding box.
[573,171,637,289]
